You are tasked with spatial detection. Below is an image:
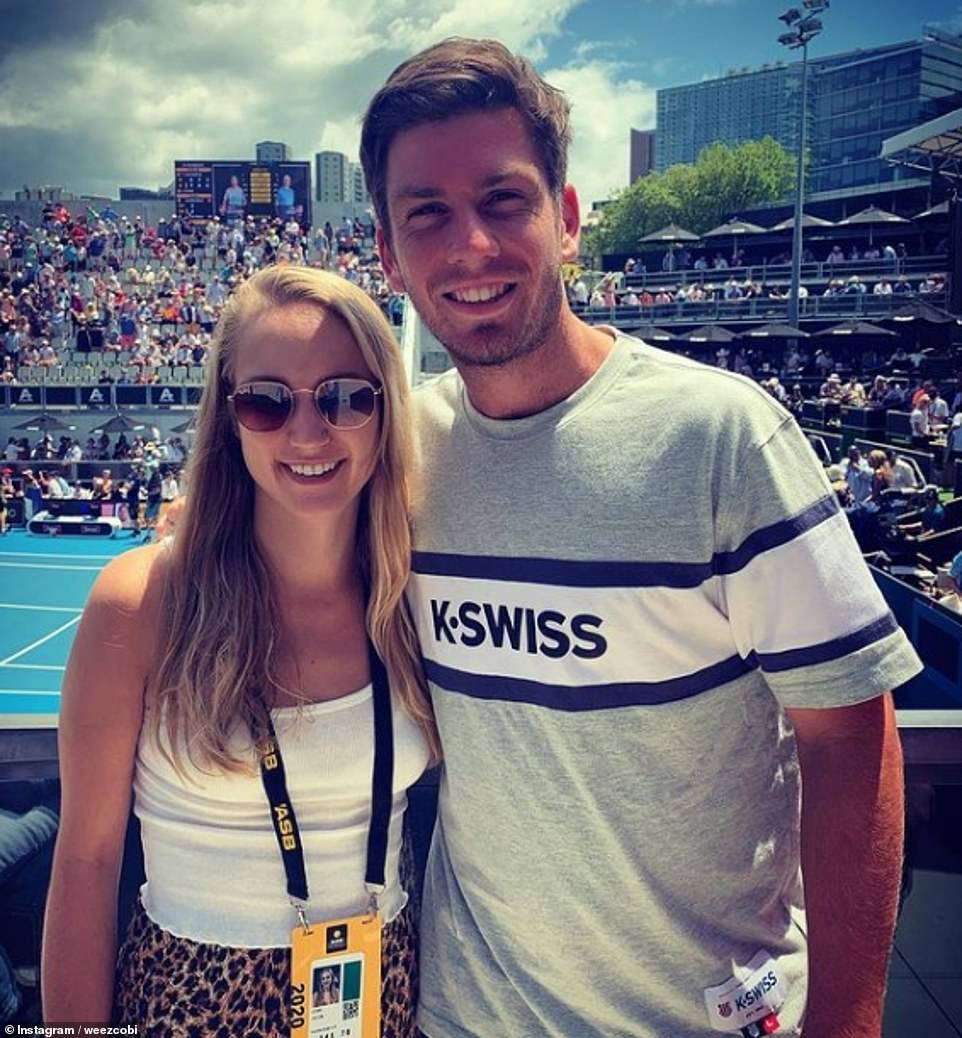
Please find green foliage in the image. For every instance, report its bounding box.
[587,136,797,257]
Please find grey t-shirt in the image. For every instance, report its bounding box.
[408,333,921,1038]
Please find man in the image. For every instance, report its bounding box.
[362,38,920,1038]
[819,371,842,400]
[840,446,873,504]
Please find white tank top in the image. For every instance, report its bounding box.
[134,685,431,947]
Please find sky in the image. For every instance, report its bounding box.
[0,0,959,207]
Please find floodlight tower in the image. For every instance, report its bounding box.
[778,0,830,329]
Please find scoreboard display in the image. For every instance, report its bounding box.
[174,160,312,226]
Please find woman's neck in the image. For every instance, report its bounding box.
[253,497,364,603]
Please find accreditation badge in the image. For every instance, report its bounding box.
[290,910,382,1038]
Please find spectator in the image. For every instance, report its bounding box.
[909,395,930,439]
[840,447,873,503]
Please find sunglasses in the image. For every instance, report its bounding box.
[227,378,382,433]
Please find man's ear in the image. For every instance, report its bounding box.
[376,225,407,294]
[560,184,581,264]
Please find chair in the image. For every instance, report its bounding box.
[188,365,206,384]
[917,526,962,567]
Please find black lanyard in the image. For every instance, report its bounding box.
[259,639,395,913]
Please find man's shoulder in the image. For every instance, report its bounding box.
[615,333,790,431]
[411,367,462,423]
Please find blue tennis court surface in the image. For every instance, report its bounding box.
[0,529,141,727]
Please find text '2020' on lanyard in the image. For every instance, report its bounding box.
[260,639,394,1038]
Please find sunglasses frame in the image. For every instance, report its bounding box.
[227,377,383,433]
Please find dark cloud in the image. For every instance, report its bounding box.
[0,125,132,196]
[0,0,151,67]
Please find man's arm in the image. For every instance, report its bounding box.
[786,693,904,1038]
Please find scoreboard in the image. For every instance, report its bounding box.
[174,160,312,226]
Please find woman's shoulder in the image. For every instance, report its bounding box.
[88,542,172,624]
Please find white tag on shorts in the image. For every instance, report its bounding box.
[703,950,786,1033]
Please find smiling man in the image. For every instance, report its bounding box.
[361,38,922,1038]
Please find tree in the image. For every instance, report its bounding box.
[585,136,798,258]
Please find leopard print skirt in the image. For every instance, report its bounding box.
[113,897,418,1037]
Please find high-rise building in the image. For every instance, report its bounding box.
[315,151,350,204]
[629,129,656,183]
[256,140,291,163]
[808,32,962,194]
[657,63,804,171]
[350,162,371,205]
[655,30,962,199]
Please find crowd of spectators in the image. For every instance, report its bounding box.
[1,426,185,537]
[4,430,187,464]
[0,205,404,385]
[569,269,948,313]
[618,237,951,278]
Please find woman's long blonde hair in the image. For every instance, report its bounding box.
[145,265,439,769]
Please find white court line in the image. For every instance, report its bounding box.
[0,663,65,671]
[0,603,82,613]
[0,616,82,666]
[0,689,60,698]
[0,551,117,561]
[0,562,102,572]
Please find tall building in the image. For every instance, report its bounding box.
[256,140,290,163]
[656,30,962,199]
[313,152,371,207]
[629,129,656,183]
[350,162,371,205]
[656,63,804,171]
[809,32,962,194]
[315,151,350,204]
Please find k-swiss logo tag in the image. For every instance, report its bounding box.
[703,951,786,1033]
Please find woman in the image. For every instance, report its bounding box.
[866,448,892,502]
[314,965,341,1006]
[43,266,439,1036]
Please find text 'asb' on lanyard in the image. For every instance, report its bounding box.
[259,638,395,925]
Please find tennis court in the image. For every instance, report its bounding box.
[0,529,140,728]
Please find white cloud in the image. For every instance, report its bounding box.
[544,60,656,206]
[934,6,962,32]
[0,0,584,196]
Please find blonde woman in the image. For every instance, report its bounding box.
[42,266,438,1036]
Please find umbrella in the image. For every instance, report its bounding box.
[639,223,699,243]
[632,324,680,343]
[703,218,767,265]
[913,201,950,220]
[814,320,896,337]
[680,325,739,344]
[90,413,145,434]
[171,416,198,434]
[890,301,960,324]
[12,412,75,432]
[836,205,909,245]
[741,323,810,339]
[703,218,767,237]
[769,213,836,231]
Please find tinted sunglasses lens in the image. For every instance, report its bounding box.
[232,384,292,431]
[315,380,378,428]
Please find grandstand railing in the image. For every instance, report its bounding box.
[622,254,948,292]
[574,289,951,329]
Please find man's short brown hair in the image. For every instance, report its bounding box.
[360,37,571,236]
